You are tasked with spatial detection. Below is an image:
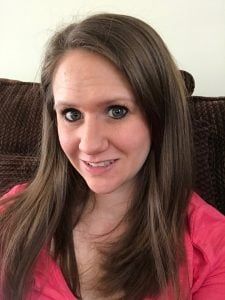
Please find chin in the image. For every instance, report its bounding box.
[88,186,115,195]
[86,180,120,195]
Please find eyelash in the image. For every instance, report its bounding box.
[61,108,82,122]
[61,105,129,122]
[107,105,128,119]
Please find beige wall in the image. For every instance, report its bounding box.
[0,0,224,96]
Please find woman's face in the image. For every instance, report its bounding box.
[53,49,151,196]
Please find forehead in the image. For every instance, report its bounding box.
[52,49,135,104]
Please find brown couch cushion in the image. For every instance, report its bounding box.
[181,70,195,96]
[0,79,42,195]
[189,96,225,213]
[0,79,42,155]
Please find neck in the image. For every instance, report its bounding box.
[90,182,135,220]
[77,183,135,237]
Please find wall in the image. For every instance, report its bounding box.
[0,0,224,96]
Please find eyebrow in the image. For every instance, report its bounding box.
[54,101,78,110]
[54,97,135,110]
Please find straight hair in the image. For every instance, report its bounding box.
[0,13,193,299]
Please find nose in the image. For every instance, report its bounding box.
[78,117,109,155]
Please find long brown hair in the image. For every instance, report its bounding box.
[0,13,192,299]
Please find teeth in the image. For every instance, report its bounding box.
[87,160,115,167]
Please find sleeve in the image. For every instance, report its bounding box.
[191,199,225,300]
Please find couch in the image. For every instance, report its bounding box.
[0,72,225,213]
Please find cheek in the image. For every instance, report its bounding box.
[116,120,151,157]
[57,125,76,157]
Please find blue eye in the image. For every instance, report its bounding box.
[63,109,82,122]
[108,106,128,119]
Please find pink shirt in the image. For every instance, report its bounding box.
[2,185,225,299]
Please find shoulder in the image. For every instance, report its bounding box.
[0,184,27,211]
[186,193,225,297]
[187,192,225,243]
[1,184,27,199]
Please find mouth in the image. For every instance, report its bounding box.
[82,159,118,168]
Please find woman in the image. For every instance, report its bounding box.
[1,13,225,300]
